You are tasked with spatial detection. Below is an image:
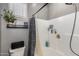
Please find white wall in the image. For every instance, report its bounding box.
[48,12,79,56]
[36,12,79,56]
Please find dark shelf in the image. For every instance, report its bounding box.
[7,24,28,29]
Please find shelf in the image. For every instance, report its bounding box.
[7,24,28,29]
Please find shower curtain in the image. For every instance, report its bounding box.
[27,17,36,56]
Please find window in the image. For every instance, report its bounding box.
[9,3,27,18]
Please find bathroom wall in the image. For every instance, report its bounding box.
[0,3,4,55]
[48,12,79,56]
[27,3,48,20]
[48,3,79,19]
[36,12,79,56]
[0,3,9,56]
[0,3,29,56]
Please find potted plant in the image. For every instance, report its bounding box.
[3,9,17,25]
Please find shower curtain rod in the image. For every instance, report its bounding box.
[32,3,48,16]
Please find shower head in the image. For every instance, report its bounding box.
[65,3,76,6]
[65,3,72,5]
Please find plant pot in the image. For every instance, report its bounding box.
[9,22,13,25]
[7,21,15,25]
